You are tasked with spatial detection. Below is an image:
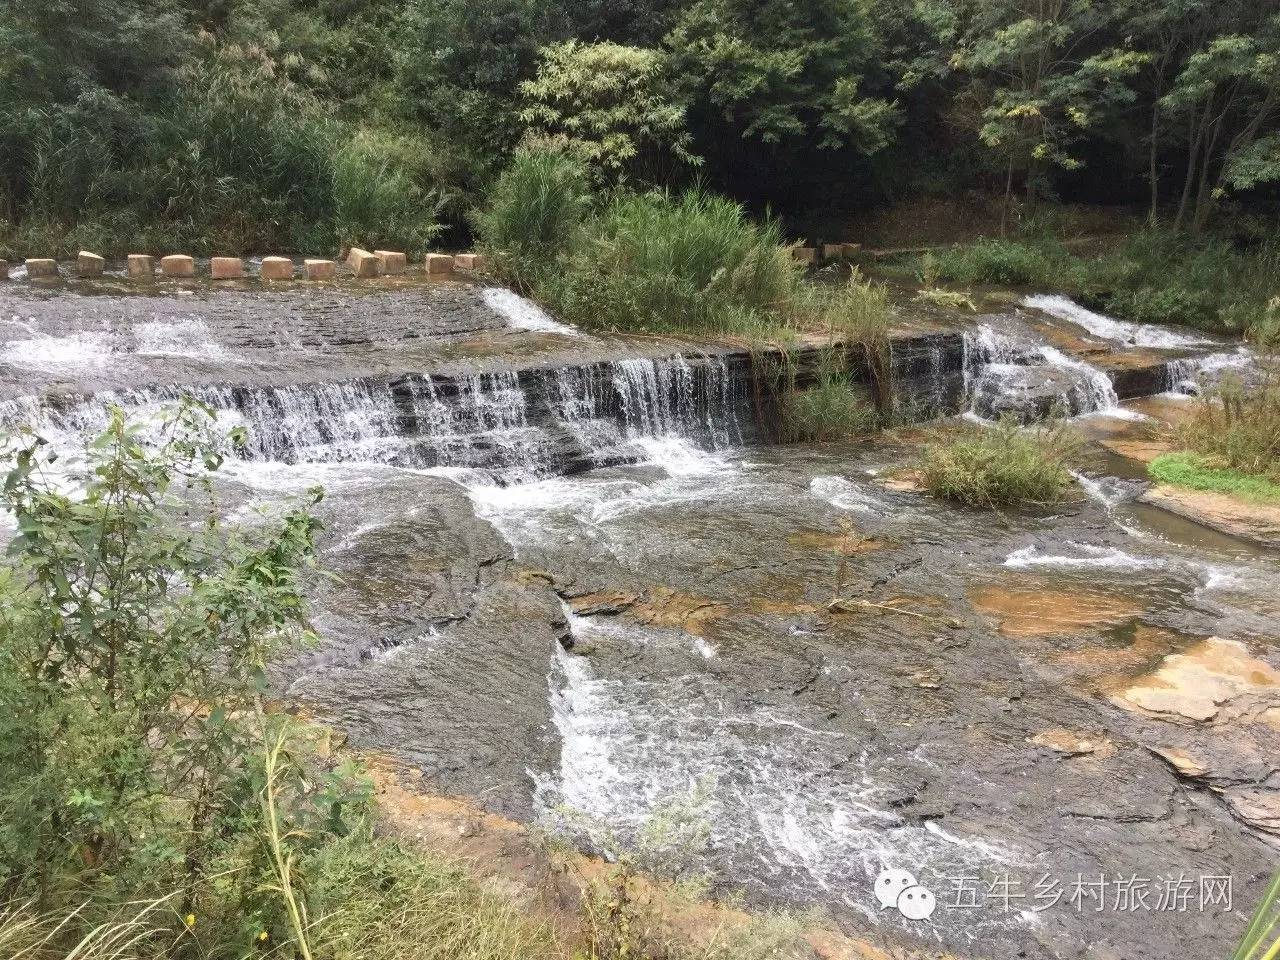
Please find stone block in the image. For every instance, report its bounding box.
[304,259,336,280]
[0,260,8,281]
[453,252,486,271]
[821,243,845,261]
[424,253,454,275]
[160,255,195,277]
[77,251,105,276]
[259,256,294,280]
[25,258,58,279]
[128,254,154,278]
[348,248,383,278]
[842,242,862,258]
[210,257,245,280]
[374,250,407,274]
[792,247,816,264]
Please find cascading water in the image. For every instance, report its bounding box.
[0,354,752,483]
[962,323,1120,421]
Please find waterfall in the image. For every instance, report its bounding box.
[0,354,754,483]
[963,324,1120,422]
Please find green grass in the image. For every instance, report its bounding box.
[918,418,1081,508]
[781,376,880,442]
[1149,453,1280,504]
[305,827,560,960]
[472,149,592,290]
[539,186,801,339]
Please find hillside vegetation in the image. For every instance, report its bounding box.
[2,0,1279,258]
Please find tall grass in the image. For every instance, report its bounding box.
[305,829,559,960]
[919,418,1081,508]
[1173,304,1280,484]
[472,149,592,289]
[542,187,801,338]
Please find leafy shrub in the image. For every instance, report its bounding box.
[519,41,697,183]
[918,418,1081,507]
[544,187,800,336]
[473,149,593,287]
[0,404,372,952]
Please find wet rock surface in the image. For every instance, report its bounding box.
[1,283,1275,960]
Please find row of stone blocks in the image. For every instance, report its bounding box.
[0,250,487,281]
[792,242,861,265]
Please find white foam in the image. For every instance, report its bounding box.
[482,287,581,337]
[1,332,112,371]
[542,616,1018,929]
[810,475,882,513]
[1023,294,1213,349]
[1004,543,1164,571]
[134,319,234,360]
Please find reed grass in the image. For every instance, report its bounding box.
[472,149,592,289]
[540,187,801,338]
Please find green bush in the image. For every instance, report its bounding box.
[918,418,1081,507]
[0,403,373,952]
[544,187,800,337]
[473,149,593,287]
[929,239,1056,287]
[332,130,446,255]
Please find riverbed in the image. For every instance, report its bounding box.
[1,272,1275,959]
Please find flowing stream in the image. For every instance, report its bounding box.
[0,279,1276,959]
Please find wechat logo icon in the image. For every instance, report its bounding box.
[874,868,937,921]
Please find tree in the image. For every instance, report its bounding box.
[665,0,898,152]
[950,0,1146,227]
[520,41,698,183]
[1162,11,1280,232]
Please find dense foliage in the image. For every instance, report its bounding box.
[3,0,1279,255]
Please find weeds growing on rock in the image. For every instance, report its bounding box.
[918,417,1082,508]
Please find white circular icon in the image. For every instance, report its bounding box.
[874,868,919,910]
[896,884,937,921]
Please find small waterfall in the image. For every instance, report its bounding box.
[1021,294,1212,349]
[963,324,1119,421]
[0,354,753,483]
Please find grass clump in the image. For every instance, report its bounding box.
[472,149,593,290]
[919,418,1081,508]
[781,362,881,442]
[1174,299,1280,479]
[544,187,801,338]
[1149,453,1280,504]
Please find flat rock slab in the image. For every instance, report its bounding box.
[1113,637,1279,722]
[1140,484,1280,548]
